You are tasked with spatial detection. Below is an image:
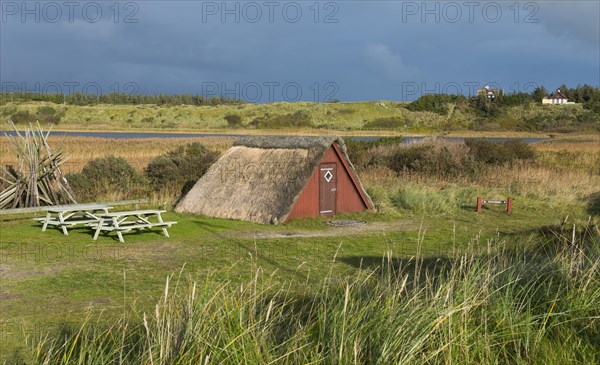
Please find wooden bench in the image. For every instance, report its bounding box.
[89,210,177,243]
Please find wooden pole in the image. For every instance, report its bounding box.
[476,197,483,213]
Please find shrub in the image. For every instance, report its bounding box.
[253,111,313,129]
[388,145,434,173]
[469,95,502,118]
[345,137,404,169]
[406,94,466,115]
[224,114,243,128]
[387,144,467,178]
[65,172,93,199]
[336,108,355,115]
[583,93,600,114]
[9,107,64,125]
[465,139,535,165]
[145,142,220,195]
[36,106,64,124]
[68,156,146,201]
[495,92,532,107]
[363,117,404,130]
[10,110,36,124]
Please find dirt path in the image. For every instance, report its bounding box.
[227,220,419,240]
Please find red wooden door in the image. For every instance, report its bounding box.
[319,163,337,216]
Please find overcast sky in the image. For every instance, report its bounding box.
[1,1,599,101]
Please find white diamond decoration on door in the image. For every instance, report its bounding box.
[324,170,333,182]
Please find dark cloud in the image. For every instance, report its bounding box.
[1,1,598,101]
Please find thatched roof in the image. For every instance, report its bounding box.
[235,136,346,150]
[175,136,372,224]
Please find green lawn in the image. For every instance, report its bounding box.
[0,199,593,363]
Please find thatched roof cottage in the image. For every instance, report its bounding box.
[175,136,374,224]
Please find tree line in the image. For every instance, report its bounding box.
[408,84,600,115]
[0,92,244,106]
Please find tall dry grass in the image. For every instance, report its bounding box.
[1,135,597,210]
[29,223,600,364]
[358,137,599,215]
[0,136,234,173]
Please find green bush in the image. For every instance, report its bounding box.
[363,117,404,130]
[465,139,535,164]
[406,94,466,115]
[10,110,36,124]
[36,106,64,124]
[67,156,146,201]
[145,142,220,194]
[345,137,404,169]
[469,95,503,118]
[495,92,532,107]
[9,107,64,125]
[224,114,243,128]
[387,145,467,177]
[583,93,600,114]
[253,111,313,129]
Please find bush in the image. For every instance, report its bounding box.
[406,94,466,115]
[9,107,64,125]
[345,137,404,169]
[363,117,404,130]
[470,95,502,118]
[253,111,313,129]
[465,139,535,165]
[224,114,243,128]
[10,110,36,124]
[68,156,146,201]
[387,144,467,178]
[145,142,220,195]
[495,92,532,107]
[36,106,64,124]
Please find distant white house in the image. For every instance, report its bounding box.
[477,85,501,100]
[542,90,572,105]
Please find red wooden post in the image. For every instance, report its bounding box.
[476,197,483,213]
[506,197,512,213]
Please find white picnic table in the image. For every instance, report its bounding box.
[34,204,113,235]
[89,209,177,243]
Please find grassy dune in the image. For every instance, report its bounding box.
[1,100,593,133]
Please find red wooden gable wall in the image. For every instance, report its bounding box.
[285,143,372,221]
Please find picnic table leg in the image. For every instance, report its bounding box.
[93,218,103,241]
[41,211,51,231]
[58,212,69,235]
[157,213,170,238]
[113,217,125,243]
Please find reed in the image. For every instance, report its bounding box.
[30,223,600,364]
[0,136,234,173]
